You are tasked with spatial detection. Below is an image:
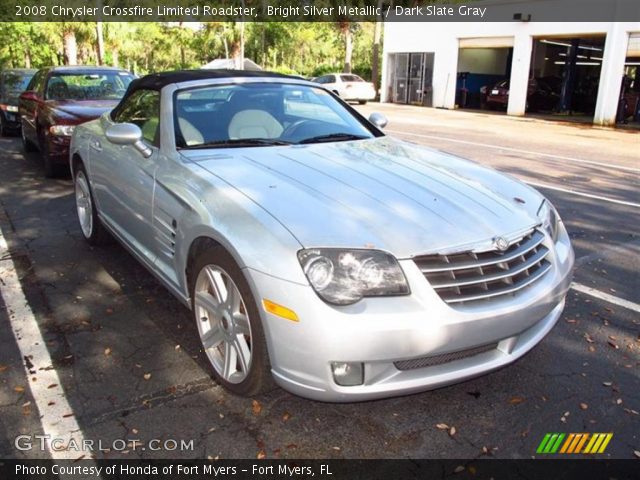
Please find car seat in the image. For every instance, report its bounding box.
[228,110,283,139]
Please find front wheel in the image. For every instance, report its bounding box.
[74,163,110,245]
[191,246,273,396]
[0,114,7,137]
[42,142,57,178]
[21,121,37,152]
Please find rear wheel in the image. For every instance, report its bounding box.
[190,246,273,396]
[74,163,110,245]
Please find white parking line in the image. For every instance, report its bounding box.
[0,227,87,460]
[387,129,640,173]
[575,238,640,267]
[571,282,640,314]
[524,180,640,208]
[385,129,640,208]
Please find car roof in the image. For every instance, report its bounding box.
[42,65,133,75]
[111,69,308,120]
[129,69,299,91]
[1,68,37,75]
[47,65,129,72]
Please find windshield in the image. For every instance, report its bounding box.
[341,74,364,82]
[2,72,33,93]
[46,72,134,101]
[175,83,377,148]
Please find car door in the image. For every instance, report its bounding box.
[326,75,339,93]
[19,69,46,144]
[91,89,161,263]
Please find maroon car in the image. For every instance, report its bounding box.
[19,66,134,177]
[482,78,559,113]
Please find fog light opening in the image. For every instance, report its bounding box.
[331,362,364,386]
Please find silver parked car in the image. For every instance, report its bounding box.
[70,70,574,402]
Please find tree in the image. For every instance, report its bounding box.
[337,21,353,73]
[0,22,381,78]
[96,22,105,65]
[371,0,384,91]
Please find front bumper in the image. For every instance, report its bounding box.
[245,226,574,402]
[342,89,376,101]
[0,110,21,129]
[46,134,72,166]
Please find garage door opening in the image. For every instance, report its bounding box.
[619,33,640,127]
[528,35,606,122]
[456,37,513,112]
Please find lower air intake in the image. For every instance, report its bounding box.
[394,343,498,371]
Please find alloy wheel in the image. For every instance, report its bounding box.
[75,171,93,238]
[194,265,253,384]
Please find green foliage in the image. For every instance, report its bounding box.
[0,22,381,81]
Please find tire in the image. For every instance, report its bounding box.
[21,121,37,152]
[0,114,7,137]
[74,162,110,245]
[39,133,61,178]
[358,100,367,105]
[190,246,273,396]
[42,145,57,178]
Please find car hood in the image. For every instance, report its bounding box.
[181,137,544,258]
[47,100,118,121]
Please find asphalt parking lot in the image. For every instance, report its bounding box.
[0,106,638,461]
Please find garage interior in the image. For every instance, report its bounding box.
[455,38,513,110]
[622,33,640,126]
[527,35,606,121]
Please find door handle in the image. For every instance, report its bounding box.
[89,139,102,152]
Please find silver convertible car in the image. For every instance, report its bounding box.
[70,70,574,402]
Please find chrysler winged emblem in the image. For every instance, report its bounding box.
[493,236,510,252]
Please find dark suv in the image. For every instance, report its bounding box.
[19,66,135,177]
[0,69,36,136]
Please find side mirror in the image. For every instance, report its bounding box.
[19,91,39,101]
[105,123,152,158]
[368,112,388,129]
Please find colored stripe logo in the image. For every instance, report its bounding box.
[537,433,613,454]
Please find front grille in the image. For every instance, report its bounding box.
[394,343,498,370]
[414,229,551,305]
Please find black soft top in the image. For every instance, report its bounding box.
[128,69,299,92]
[112,69,304,119]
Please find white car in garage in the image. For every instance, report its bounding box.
[312,73,376,104]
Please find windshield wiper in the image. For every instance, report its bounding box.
[180,138,292,149]
[298,133,369,144]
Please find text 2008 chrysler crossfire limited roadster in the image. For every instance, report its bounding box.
[70,70,574,402]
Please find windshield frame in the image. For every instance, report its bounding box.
[171,79,384,151]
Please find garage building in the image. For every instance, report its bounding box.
[381,1,640,126]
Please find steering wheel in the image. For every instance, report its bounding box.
[281,120,329,142]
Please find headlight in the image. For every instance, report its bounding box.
[49,125,75,136]
[6,105,18,112]
[537,200,559,242]
[298,248,410,305]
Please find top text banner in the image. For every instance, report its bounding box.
[4,0,640,22]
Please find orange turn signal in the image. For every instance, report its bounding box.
[262,299,299,322]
